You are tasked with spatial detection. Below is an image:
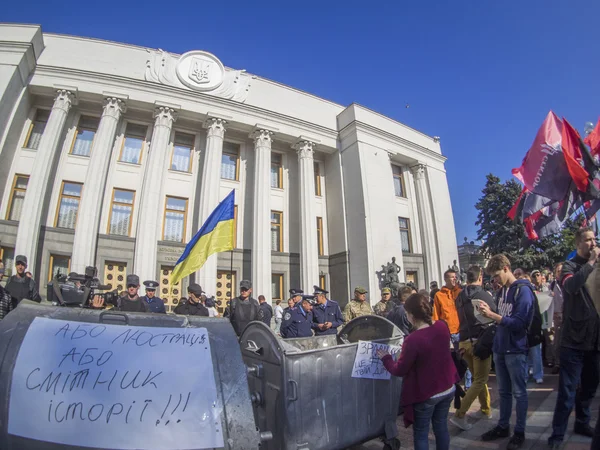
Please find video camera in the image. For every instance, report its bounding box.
[47,266,119,307]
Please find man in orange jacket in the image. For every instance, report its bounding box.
[433,269,462,347]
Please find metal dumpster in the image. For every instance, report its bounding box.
[0,301,263,450]
[239,315,404,450]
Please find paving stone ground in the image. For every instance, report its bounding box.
[355,369,598,449]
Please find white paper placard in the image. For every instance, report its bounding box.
[351,340,402,380]
[8,317,224,450]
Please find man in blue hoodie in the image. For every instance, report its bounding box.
[478,254,534,450]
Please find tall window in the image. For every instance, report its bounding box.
[48,254,71,282]
[233,205,238,248]
[56,182,83,229]
[319,274,326,290]
[171,132,194,172]
[6,175,29,221]
[316,216,324,256]
[271,153,282,188]
[70,116,99,157]
[108,189,135,236]
[398,217,412,253]
[271,211,283,252]
[163,196,187,242]
[392,165,406,197]
[119,123,147,164]
[314,162,322,196]
[24,109,50,149]
[0,247,14,277]
[221,142,240,180]
[271,273,283,300]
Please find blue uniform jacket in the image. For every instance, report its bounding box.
[280,305,313,338]
[142,295,166,314]
[312,299,344,335]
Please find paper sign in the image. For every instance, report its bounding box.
[8,317,224,450]
[351,340,402,380]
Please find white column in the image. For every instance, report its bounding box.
[411,163,441,285]
[133,105,178,282]
[71,97,126,273]
[293,138,319,291]
[196,117,227,292]
[14,89,76,273]
[250,128,274,301]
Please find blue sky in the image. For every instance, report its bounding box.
[3,1,599,243]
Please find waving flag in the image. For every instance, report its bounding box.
[170,190,235,285]
[585,119,600,157]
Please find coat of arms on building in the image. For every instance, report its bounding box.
[145,49,253,103]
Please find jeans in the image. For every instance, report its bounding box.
[456,340,492,417]
[413,390,454,450]
[550,348,600,441]
[494,352,528,434]
[451,333,472,389]
[528,344,543,381]
[274,318,281,333]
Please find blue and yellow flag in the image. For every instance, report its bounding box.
[170,190,235,285]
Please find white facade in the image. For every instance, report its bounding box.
[0,24,459,311]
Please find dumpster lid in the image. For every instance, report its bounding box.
[337,315,402,344]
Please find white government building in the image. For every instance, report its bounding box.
[0,23,458,312]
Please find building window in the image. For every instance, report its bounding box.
[392,165,406,198]
[271,273,283,300]
[406,270,418,288]
[314,162,322,196]
[271,211,283,252]
[398,217,412,253]
[233,205,238,249]
[0,247,14,277]
[56,182,83,229]
[48,254,71,282]
[271,153,283,188]
[319,274,326,290]
[24,109,50,149]
[70,116,99,157]
[119,123,147,164]
[6,175,29,221]
[221,142,240,180]
[108,189,135,236]
[104,262,127,294]
[316,216,324,256]
[171,132,194,173]
[163,196,188,242]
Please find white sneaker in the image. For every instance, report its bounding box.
[536,378,543,384]
[450,414,473,431]
[468,410,493,420]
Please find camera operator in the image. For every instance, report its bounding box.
[116,274,149,312]
[5,255,41,306]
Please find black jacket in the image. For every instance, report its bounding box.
[5,275,41,304]
[386,303,412,336]
[229,296,259,335]
[560,256,600,351]
[455,285,497,342]
[174,300,209,316]
[258,302,273,326]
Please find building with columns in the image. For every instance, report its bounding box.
[0,24,458,312]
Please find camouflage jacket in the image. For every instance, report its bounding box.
[343,300,373,322]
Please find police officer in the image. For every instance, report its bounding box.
[280,297,314,338]
[117,275,149,312]
[141,280,166,313]
[174,283,209,316]
[257,295,273,327]
[343,286,373,322]
[374,287,393,316]
[290,288,303,308]
[311,286,344,335]
[228,280,259,335]
[5,255,41,306]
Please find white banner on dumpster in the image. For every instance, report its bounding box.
[351,340,402,380]
[8,317,224,450]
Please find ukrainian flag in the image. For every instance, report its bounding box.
[170,190,235,285]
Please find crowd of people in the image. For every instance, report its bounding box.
[1,227,599,449]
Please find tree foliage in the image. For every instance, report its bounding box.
[475,173,581,271]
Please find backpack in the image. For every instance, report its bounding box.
[515,285,543,348]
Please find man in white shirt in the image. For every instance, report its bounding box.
[274,299,284,334]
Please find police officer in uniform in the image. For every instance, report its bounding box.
[5,255,41,307]
[290,288,303,308]
[117,275,149,312]
[280,297,314,338]
[228,280,259,335]
[174,283,209,316]
[311,286,344,335]
[141,280,166,313]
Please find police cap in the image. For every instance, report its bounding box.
[143,280,159,290]
[312,285,328,296]
[289,288,304,296]
[126,274,140,287]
